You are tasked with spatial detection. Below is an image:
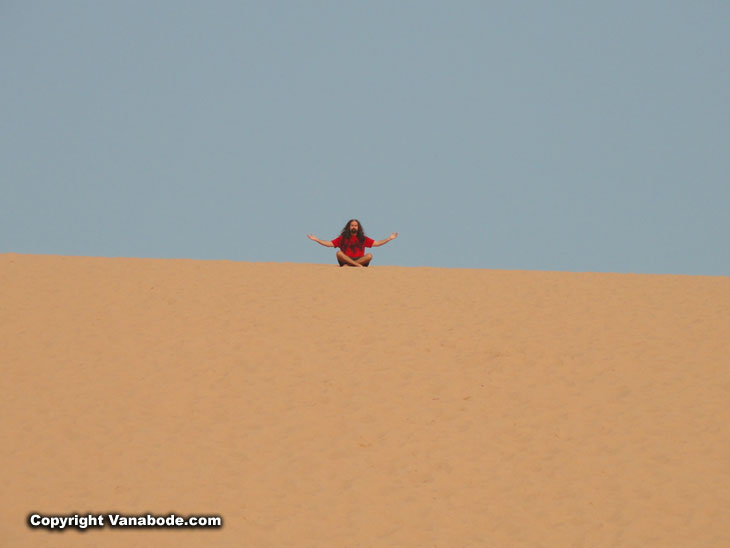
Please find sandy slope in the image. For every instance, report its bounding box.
[1,253,728,547]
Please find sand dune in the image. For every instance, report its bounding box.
[2,253,729,547]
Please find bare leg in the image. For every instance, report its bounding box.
[355,253,372,267]
[336,251,363,267]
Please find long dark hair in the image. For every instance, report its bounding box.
[340,219,365,244]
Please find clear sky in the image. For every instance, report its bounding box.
[2,1,728,274]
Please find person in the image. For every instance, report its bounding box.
[307,219,398,267]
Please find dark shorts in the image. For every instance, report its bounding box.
[337,254,370,266]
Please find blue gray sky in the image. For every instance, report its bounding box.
[2,1,728,274]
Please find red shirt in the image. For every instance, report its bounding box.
[331,235,375,258]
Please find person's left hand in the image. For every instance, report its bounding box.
[389,232,399,240]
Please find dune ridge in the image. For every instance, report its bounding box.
[2,253,729,547]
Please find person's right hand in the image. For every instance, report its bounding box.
[306,234,317,241]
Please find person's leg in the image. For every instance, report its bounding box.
[355,253,372,267]
[336,251,362,267]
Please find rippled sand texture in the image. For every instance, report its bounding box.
[2,253,729,547]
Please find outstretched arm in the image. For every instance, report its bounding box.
[307,234,335,247]
[372,232,398,247]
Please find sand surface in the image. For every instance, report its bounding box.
[2,253,729,547]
